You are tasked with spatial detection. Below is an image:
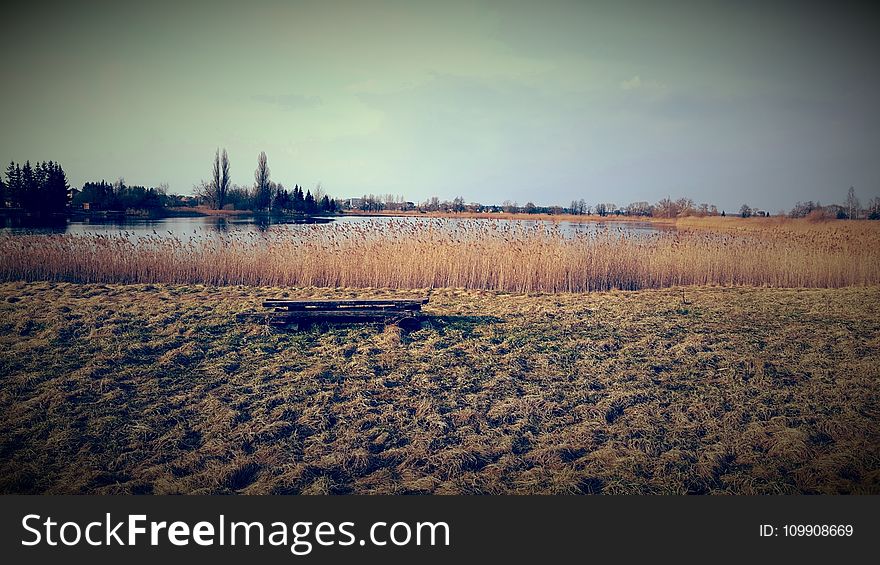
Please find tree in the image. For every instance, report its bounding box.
[253,151,271,211]
[272,183,290,211]
[292,185,304,212]
[304,190,316,214]
[313,182,325,204]
[846,186,860,219]
[210,150,221,208]
[20,161,36,211]
[452,196,465,213]
[194,180,212,207]
[579,199,590,215]
[220,149,230,209]
[3,162,19,207]
[203,148,232,210]
[675,197,695,216]
[43,161,69,212]
[0,160,69,212]
[790,200,821,218]
[655,197,676,218]
[739,204,752,218]
[75,180,113,209]
[867,197,880,220]
[595,202,607,217]
[626,201,652,217]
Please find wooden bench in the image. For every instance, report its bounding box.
[237,297,429,329]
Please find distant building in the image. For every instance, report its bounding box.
[343,197,364,209]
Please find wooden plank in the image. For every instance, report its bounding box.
[262,298,428,310]
[239,310,418,320]
[281,309,416,319]
[237,311,421,327]
[262,298,428,306]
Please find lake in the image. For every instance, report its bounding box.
[0,214,668,240]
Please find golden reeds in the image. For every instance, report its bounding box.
[1,219,878,291]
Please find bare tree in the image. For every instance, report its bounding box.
[220,149,230,209]
[313,182,325,204]
[867,197,880,220]
[253,151,271,212]
[846,186,860,219]
[200,148,233,209]
[193,180,211,206]
[211,149,221,208]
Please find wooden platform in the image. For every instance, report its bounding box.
[237,297,429,329]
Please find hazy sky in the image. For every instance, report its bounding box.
[1,0,878,211]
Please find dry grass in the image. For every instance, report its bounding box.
[1,282,878,494]
[674,215,880,236]
[1,219,878,291]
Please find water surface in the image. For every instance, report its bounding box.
[0,214,668,240]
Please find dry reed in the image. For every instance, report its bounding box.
[1,219,878,292]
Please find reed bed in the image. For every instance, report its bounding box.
[1,219,878,292]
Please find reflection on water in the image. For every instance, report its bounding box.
[0,214,70,233]
[0,213,666,239]
[0,214,335,237]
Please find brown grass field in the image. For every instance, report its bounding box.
[1,218,878,291]
[1,282,878,494]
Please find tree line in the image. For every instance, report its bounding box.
[3,153,878,220]
[194,148,338,214]
[343,188,880,220]
[71,179,183,211]
[786,188,880,220]
[1,161,70,213]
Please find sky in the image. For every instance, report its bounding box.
[1,0,878,212]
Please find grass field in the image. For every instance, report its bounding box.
[1,281,878,494]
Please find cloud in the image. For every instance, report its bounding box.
[251,93,323,110]
[620,75,642,90]
[619,75,666,92]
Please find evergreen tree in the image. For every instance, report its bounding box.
[273,184,292,211]
[5,162,21,208]
[304,189,316,214]
[45,162,70,212]
[20,161,37,211]
[292,184,304,213]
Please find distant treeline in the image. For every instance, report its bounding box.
[193,149,338,214]
[204,182,338,215]
[347,188,880,220]
[1,161,70,213]
[72,180,186,211]
[1,152,339,216]
[4,154,878,220]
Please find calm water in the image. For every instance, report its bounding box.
[0,214,667,239]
